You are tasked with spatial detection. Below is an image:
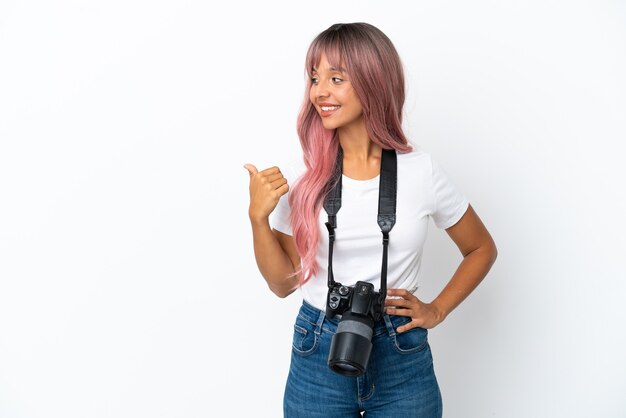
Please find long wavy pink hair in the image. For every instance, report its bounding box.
[289,22,413,284]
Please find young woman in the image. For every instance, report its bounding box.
[244,22,497,418]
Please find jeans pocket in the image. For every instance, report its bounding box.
[292,316,320,356]
[391,317,428,354]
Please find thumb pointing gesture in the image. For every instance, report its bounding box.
[243,164,289,222]
[244,163,258,177]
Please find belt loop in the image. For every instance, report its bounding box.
[383,315,396,337]
[314,306,326,335]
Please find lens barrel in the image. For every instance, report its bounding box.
[327,312,375,376]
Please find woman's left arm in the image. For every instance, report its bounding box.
[385,204,498,332]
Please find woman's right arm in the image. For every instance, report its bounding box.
[245,164,301,298]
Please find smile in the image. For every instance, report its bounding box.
[321,106,340,111]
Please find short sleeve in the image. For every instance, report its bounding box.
[430,157,469,229]
[269,160,304,236]
[271,190,292,235]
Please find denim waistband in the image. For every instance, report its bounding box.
[299,299,414,338]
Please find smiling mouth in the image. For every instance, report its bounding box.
[320,105,340,111]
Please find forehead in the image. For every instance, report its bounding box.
[308,45,345,73]
[312,55,347,73]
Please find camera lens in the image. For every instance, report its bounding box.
[327,312,375,377]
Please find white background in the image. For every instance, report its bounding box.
[1,1,625,417]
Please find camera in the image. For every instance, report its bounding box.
[322,147,397,377]
[326,281,384,377]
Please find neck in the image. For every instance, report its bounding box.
[337,121,380,162]
[337,124,382,180]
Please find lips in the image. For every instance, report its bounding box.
[318,103,341,117]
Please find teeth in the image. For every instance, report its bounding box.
[321,106,339,111]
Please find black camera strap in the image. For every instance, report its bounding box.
[323,147,397,298]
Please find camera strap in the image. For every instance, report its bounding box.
[323,147,397,298]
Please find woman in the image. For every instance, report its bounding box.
[244,22,497,417]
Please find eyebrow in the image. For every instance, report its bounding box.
[311,66,347,73]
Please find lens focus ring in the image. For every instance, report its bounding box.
[336,317,373,340]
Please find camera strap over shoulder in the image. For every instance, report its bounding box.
[323,147,397,297]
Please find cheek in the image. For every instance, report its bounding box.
[348,91,362,108]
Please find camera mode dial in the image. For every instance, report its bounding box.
[326,283,353,318]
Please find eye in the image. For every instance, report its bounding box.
[310,76,319,85]
[332,77,344,84]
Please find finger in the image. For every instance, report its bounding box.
[384,297,412,308]
[266,172,285,183]
[259,166,281,176]
[397,321,419,333]
[385,306,413,317]
[275,182,289,197]
[387,288,418,301]
[270,177,288,190]
[244,164,258,176]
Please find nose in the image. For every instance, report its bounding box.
[313,83,330,100]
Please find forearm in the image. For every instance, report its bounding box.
[250,217,300,298]
[430,242,497,321]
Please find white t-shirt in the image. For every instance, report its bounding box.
[271,147,469,311]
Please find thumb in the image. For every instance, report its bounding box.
[243,163,258,176]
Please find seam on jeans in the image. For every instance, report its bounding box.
[359,380,375,402]
[291,303,326,357]
[391,329,429,354]
[291,324,308,354]
[383,315,397,337]
[297,316,317,328]
[292,314,319,356]
[291,333,319,356]
[314,305,325,335]
[294,324,307,336]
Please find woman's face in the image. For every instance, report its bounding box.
[309,53,363,131]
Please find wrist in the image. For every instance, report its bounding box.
[429,300,448,325]
[249,214,270,228]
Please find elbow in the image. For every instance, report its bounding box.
[272,288,292,299]
[487,238,498,267]
[469,237,497,269]
[269,281,298,299]
[266,269,301,298]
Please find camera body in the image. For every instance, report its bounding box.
[326,281,383,320]
[326,281,384,376]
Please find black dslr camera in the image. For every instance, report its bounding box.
[326,281,384,376]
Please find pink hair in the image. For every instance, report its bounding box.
[289,22,413,284]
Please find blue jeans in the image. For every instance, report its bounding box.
[284,301,443,418]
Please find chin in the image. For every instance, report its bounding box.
[321,119,340,130]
